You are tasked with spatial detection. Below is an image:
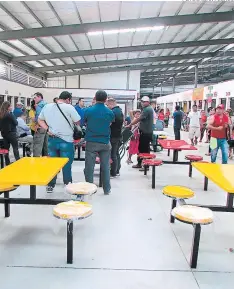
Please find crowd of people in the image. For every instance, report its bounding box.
[0,92,233,195]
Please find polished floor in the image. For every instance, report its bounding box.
[1,128,234,288]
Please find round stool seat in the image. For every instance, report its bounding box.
[96,157,113,164]
[0,149,9,155]
[138,153,156,159]
[158,135,167,139]
[0,184,16,192]
[143,159,163,166]
[172,205,213,224]
[185,155,203,161]
[198,160,209,163]
[163,185,195,199]
[53,201,92,220]
[66,182,97,195]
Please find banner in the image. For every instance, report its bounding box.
[192,87,204,101]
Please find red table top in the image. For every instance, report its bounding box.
[158,140,197,151]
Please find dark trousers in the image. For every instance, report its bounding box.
[110,138,121,176]
[137,132,152,165]
[174,127,181,140]
[2,132,20,165]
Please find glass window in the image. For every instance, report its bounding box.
[211,99,216,108]
[14,97,18,108]
[7,96,12,104]
[0,95,4,106]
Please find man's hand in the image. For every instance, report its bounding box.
[216,126,224,131]
[126,124,132,129]
[47,131,54,136]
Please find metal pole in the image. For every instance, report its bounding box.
[194,64,198,88]
[160,84,163,96]
[172,77,175,93]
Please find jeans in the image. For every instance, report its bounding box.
[211,138,228,164]
[84,141,111,194]
[174,127,181,140]
[2,132,20,165]
[110,138,121,176]
[137,132,152,166]
[48,137,74,187]
[33,128,48,157]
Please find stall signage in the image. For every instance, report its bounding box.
[192,87,204,101]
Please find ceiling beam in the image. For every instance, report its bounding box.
[35,52,218,73]
[0,11,233,41]
[46,62,198,78]
[36,51,234,73]
[12,37,234,62]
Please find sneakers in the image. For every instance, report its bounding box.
[132,164,141,169]
[46,186,54,193]
[104,190,111,195]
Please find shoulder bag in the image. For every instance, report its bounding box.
[56,104,83,140]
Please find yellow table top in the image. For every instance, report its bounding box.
[192,162,234,193]
[0,157,68,186]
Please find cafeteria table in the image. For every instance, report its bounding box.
[191,162,234,212]
[158,139,197,164]
[0,157,69,216]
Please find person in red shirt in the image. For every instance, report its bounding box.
[199,110,207,142]
[158,109,165,121]
[164,108,170,127]
[207,104,230,164]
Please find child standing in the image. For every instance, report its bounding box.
[127,110,141,164]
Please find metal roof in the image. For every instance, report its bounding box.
[0,1,234,89]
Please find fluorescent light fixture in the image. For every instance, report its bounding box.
[201,57,212,63]
[177,72,182,76]
[223,43,234,51]
[158,82,161,85]
[88,26,164,36]
[187,65,195,70]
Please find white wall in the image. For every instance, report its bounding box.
[47,70,141,92]
[66,75,79,88]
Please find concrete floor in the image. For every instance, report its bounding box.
[1,128,234,288]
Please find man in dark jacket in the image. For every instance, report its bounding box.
[107,98,124,177]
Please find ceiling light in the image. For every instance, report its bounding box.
[177,73,182,76]
[201,57,212,63]
[223,43,234,51]
[187,65,195,70]
[88,26,164,36]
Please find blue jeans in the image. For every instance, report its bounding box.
[84,141,111,194]
[211,138,228,164]
[48,137,74,187]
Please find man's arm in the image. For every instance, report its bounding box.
[69,105,81,125]
[18,118,30,131]
[207,115,223,130]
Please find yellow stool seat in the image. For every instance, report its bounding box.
[53,201,92,220]
[163,185,195,199]
[159,135,167,139]
[0,184,16,192]
[65,182,97,195]
[172,205,213,224]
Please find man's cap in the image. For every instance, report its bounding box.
[217,104,224,109]
[141,96,150,102]
[59,91,72,100]
[16,102,23,105]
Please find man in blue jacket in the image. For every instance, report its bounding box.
[84,91,114,195]
[13,102,24,118]
[107,98,124,177]
[75,98,85,127]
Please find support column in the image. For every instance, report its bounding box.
[172,77,175,93]
[194,64,198,88]
[160,84,163,97]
